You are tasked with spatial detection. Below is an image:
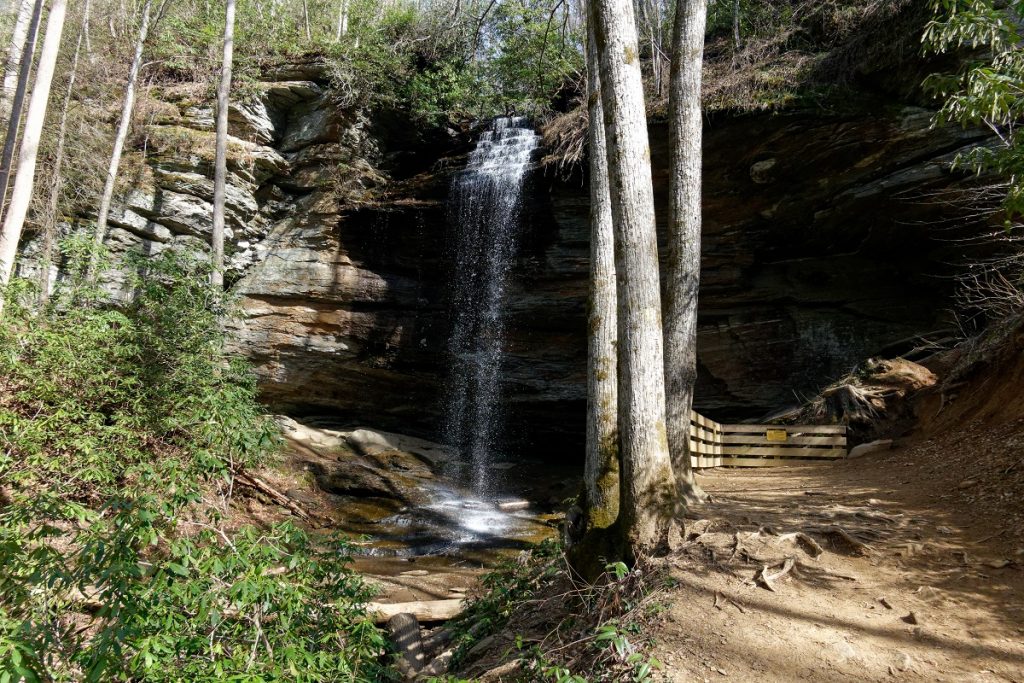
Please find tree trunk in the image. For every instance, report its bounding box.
[732,0,741,53]
[38,0,88,306]
[0,0,43,221]
[87,0,154,280]
[644,0,661,95]
[582,12,619,535]
[0,0,33,121]
[335,0,348,39]
[591,0,678,557]
[0,0,68,319]
[302,0,311,40]
[664,0,708,505]
[211,0,235,290]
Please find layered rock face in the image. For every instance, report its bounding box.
[53,64,991,459]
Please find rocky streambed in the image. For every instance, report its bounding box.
[268,417,575,565]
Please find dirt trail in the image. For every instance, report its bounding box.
[655,443,1024,683]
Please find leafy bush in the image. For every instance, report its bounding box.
[0,246,387,682]
[0,246,274,503]
[0,510,386,682]
[923,0,1024,218]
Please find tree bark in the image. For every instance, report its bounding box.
[0,0,68,319]
[664,0,708,504]
[211,0,235,290]
[591,0,678,557]
[335,0,348,40]
[87,0,154,280]
[0,0,43,221]
[0,0,33,121]
[582,12,619,535]
[732,0,741,52]
[38,0,88,306]
[365,600,464,624]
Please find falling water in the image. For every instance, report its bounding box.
[444,116,540,494]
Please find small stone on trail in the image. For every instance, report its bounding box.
[936,526,955,535]
[847,439,893,459]
[400,570,430,577]
[957,479,978,490]
[878,597,894,610]
[895,652,913,671]
[902,612,919,625]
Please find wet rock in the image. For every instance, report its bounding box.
[346,429,455,467]
[750,158,777,184]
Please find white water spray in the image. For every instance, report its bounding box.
[444,116,540,494]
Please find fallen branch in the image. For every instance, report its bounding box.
[364,599,464,624]
[235,472,312,522]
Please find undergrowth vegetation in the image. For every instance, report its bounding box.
[435,540,670,682]
[0,246,387,682]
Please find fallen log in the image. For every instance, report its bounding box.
[365,599,465,624]
[235,472,313,522]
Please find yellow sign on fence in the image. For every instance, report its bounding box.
[765,429,789,443]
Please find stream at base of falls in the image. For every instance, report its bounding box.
[277,416,578,569]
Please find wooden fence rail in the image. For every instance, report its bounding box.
[688,412,846,468]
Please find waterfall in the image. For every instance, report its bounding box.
[444,116,540,494]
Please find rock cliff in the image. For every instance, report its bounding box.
[38,62,992,459]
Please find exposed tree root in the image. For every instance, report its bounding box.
[755,557,796,592]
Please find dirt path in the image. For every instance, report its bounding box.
[654,446,1024,682]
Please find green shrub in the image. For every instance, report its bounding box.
[0,246,274,503]
[0,245,387,682]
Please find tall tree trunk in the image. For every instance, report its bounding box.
[0,0,68,319]
[644,0,661,95]
[591,0,678,557]
[0,0,34,121]
[664,0,708,504]
[335,0,348,39]
[87,0,153,280]
[732,0,741,54]
[0,0,43,221]
[582,10,619,535]
[211,0,235,290]
[302,0,311,40]
[38,0,88,306]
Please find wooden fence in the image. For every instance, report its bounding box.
[688,412,846,468]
